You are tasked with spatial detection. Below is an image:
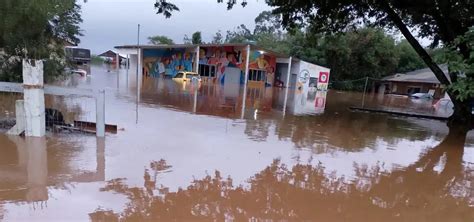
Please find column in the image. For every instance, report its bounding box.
[240,44,251,119]
[195,45,200,73]
[282,57,292,117]
[22,59,45,137]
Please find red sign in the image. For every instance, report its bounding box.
[319,72,329,83]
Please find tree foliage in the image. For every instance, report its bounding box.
[396,40,425,73]
[191,31,203,44]
[211,30,224,44]
[0,0,82,82]
[148,35,175,45]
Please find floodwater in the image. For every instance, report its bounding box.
[0,65,473,221]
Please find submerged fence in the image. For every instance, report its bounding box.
[0,81,105,137]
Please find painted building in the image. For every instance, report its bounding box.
[115,43,330,90]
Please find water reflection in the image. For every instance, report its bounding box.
[0,135,105,203]
[90,134,473,221]
[1,66,473,220]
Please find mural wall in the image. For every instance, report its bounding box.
[143,48,195,78]
[143,46,277,85]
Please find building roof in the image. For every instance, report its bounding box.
[98,50,126,59]
[382,65,450,84]
[114,43,289,59]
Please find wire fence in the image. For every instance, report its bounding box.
[0,91,23,130]
[0,90,100,136]
[330,76,453,117]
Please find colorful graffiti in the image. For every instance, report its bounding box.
[143,48,195,78]
[143,46,277,85]
[198,46,246,84]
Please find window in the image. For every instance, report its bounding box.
[248,69,266,81]
[175,72,184,78]
[407,87,421,94]
[199,64,216,77]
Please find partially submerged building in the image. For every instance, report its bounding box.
[379,65,449,99]
[114,43,330,92]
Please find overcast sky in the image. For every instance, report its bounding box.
[78,0,272,54]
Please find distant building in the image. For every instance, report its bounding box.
[98,50,126,64]
[114,43,331,91]
[379,65,449,99]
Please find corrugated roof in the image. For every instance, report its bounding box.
[382,64,450,84]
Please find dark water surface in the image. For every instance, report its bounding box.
[0,65,472,221]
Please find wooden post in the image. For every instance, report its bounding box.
[22,59,45,137]
[96,89,105,137]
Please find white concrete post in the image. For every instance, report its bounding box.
[138,48,143,77]
[22,59,45,137]
[115,52,120,70]
[240,44,251,119]
[282,57,292,117]
[126,54,130,69]
[7,100,26,135]
[194,45,200,73]
[96,89,106,137]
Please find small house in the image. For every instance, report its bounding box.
[379,65,449,99]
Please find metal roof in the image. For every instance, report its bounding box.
[114,43,288,58]
[382,65,450,84]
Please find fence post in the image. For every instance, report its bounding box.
[22,59,46,137]
[96,89,105,137]
[361,76,369,108]
[7,100,26,135]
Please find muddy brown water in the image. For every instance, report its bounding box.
[0,65,473,221]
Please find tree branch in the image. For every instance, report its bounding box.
[380,0,451,85]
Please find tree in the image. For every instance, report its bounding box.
[152,0,474,132]
[254,11,282,37]
[148,35,174,45]
[322,28,399,90]
[183,34,192,44]
[396,40,426,73]
[191,31,202,44]
[225,24,254,43]
[0,0,82,82]
[211,30,224,44]
[263,0,474,132]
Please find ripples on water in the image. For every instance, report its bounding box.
[0,66,472,221]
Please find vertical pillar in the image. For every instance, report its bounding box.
[240,44,251,119]
[96,89,105,137]
[22,59,45,137]
[193,86,198,113]
[138,48,143,77]
[126,54,130,69]
[115,52,120,70]
[194,45,200,73]
[282,57,292,117]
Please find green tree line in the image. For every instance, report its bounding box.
[0,0,82,82]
